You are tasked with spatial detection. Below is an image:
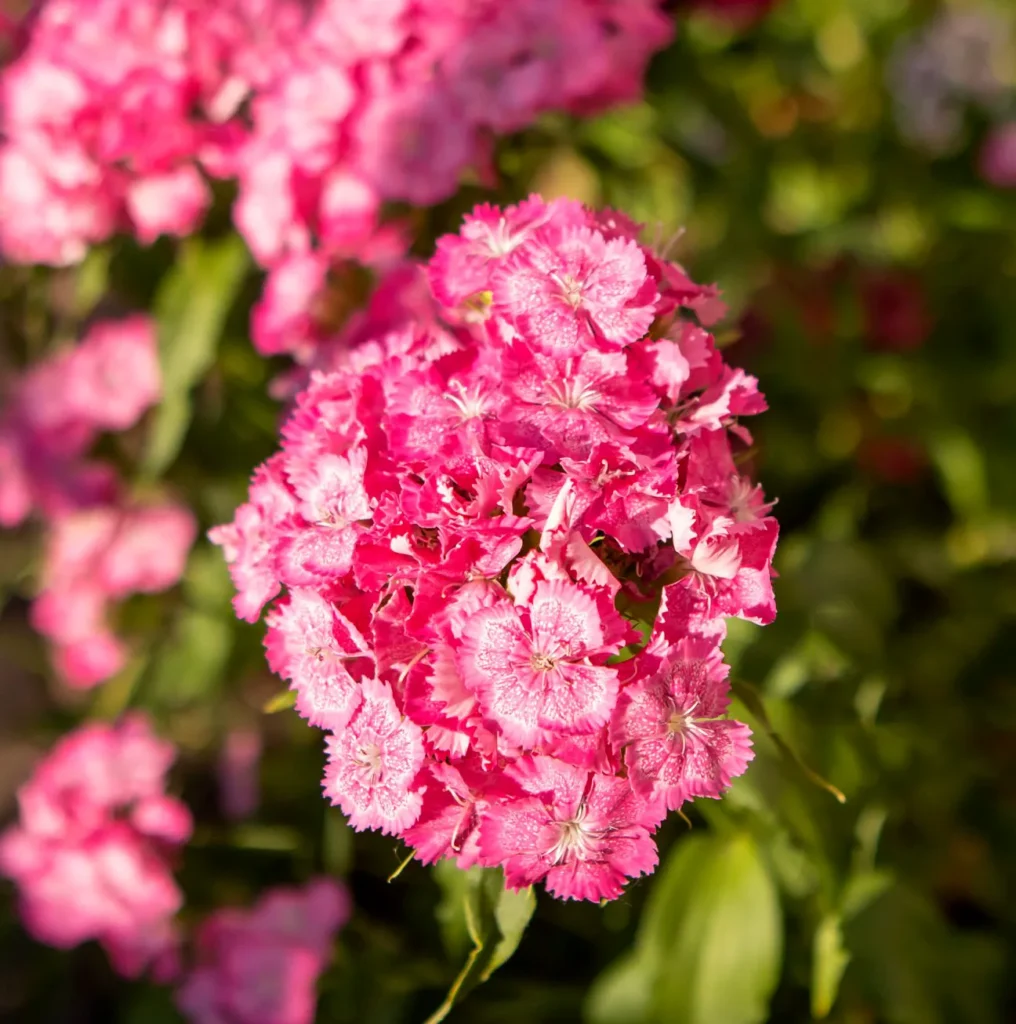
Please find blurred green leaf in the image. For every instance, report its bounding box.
[262,689,297,714]
[149,609,232,706]
[811,913,850,1019]
[588,833,783,1024]
[733,680,846,804]
[142,235,249,478]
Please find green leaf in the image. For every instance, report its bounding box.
[585,953,654,1024]
[649,833,783,1024]
[142,235,249,478]
[811,913,850,1019]
[148,609,232,706]
[425,867,536,1024]
[588,833,783,1024]
[262,689,297,714]
[732,680,846,803]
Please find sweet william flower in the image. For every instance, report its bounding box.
[458,580,627,748]
[176,878,350,1024]
[213,197,779,901]
[611,636,754,809]
[0,714,191,978]
[478,755,661,902]
[322,677,425,835]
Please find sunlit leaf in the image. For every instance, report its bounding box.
[142,234,249,478]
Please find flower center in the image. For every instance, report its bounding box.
[549,816,597,864]
[530,651,557,672]
[353,742,383,782]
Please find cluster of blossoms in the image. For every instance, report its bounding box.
[176,878,349,1024]
[0,714,192,978]
[980,120,1016,187]
[888,6,1016,156]
[0,316,195,687]
[1,0,673,355]
[212,197,778,902]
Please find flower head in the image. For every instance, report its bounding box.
[213,197,779,901]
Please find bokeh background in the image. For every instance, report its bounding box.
[1,0,1014,1021]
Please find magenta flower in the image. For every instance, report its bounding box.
[176,878,350,1024]
[478,755,660,902]
[493,227,658,356]
[459,581,626,748]
[0,714,191,978]
[611,638,754,809]
[212,198,779,901]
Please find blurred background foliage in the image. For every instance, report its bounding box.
[2,0,1015,1021]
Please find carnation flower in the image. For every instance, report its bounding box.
[176,878,350,1024]
[0,714,191,978]
[212,197,779,901]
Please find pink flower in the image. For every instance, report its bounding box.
[493,227,658,355]
[264,588,372,730]
[477,755,660,901]
[980,122,1016,188]
[67,316,162,432]
[212,198,779,902]
[322,677,425,834]
[611,638,754,809]
[176,878,350,1024]
[459,581,625,748]
[29,500,196,688]
[0,714,191,977]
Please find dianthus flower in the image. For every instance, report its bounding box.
[0,0,674,365]
[0,714,192,978]
[0,315,160,526]
[0,315,196,687]
[175,878,350,1024]
[212,197,779,902]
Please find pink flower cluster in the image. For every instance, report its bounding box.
[980,121,1016,188]
[212,197,778,902]
[0,316,196,687]
[1,0,673,353]
[0,714,192,978]
[176,878,350,1024]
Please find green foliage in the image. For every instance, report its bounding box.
[587,832,783,1024]
[427,865,537,1024]
[143,235,249,478]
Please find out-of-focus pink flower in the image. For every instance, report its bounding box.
[32,500,196,688]
[176,878,350,1024]
[218,729,262,822]
[66,316,162,432]
[979,122,1016,188]
[0,714,192,978]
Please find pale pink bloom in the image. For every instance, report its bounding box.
[322,678,425,834]
[67,316,162,432]
[30,500,195,687]
[611,638,754,809]
[0,714,191,976]
[264,588,372,730]
[493,227,658,355]
[478,755,659,901]
[176,878,350,1024]
[125,164,210,244]
[458,581,625,748]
